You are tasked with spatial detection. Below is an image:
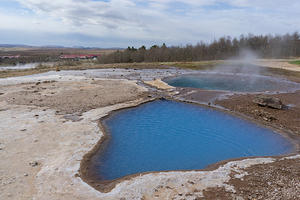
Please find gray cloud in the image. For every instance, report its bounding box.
[1,0,300,47]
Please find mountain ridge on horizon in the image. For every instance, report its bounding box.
[0,44,123,50]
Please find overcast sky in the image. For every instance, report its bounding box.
[0,0,299,48]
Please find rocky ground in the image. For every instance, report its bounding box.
[215,91,300,135]
[202,156,300,200]
[0,74,149,199]
[0,68,299,200]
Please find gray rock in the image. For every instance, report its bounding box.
[29,161,39,167]
[253,95,284,109]
[63,114,82,122]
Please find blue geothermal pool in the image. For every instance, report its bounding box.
[91,100,293,180]
[165,73,300,92]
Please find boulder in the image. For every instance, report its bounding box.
[253,95,284,109]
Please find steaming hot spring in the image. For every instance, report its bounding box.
[164,63,300,92]
[86,64,299,182]
[164,72,300,92]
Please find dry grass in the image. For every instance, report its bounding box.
[262,67,300,83]
[162,61,223,70]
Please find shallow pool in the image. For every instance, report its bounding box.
[90,100,293,180]
[165,73,300,92]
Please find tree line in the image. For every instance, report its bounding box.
[98,32,300,63]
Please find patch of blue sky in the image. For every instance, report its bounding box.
[203,2,244,11]
[91,0,110,2]
[161,1,245,15]
[165,1,191,15]
[134,1,149,7]
[0,0,20,8]
[0,0,33,15]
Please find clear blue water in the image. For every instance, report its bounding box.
[91,100,293,180]
[165,74,300,92]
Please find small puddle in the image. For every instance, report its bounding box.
[89,100,294,181]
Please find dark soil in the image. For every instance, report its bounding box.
[215,90,300,135]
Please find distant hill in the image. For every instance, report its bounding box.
[0,44,34,48]
[0,44,123,50]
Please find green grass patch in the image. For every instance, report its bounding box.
[289,60,300,65]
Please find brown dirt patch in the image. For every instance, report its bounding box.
[1,79,147,114]
[215,91,300,135]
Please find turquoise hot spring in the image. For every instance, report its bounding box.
[89,100,293,181]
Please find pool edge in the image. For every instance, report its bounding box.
[79,97,300,194]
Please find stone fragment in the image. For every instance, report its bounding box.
[29,161,39,167]
[253,95,284,109]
